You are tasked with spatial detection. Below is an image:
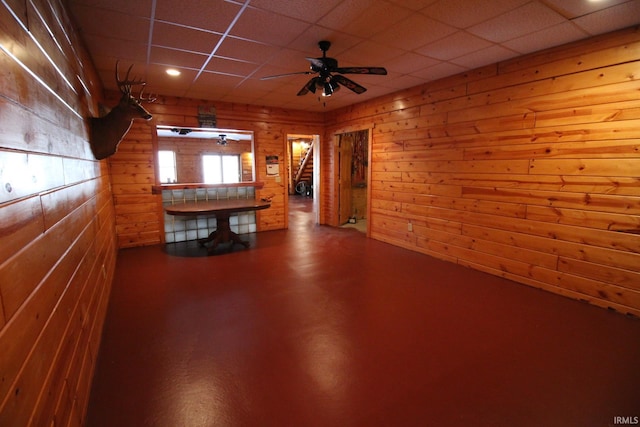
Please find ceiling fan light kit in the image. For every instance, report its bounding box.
[261,40,387,98]
[322,78,340,97]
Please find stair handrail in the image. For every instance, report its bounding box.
[294,141,314,184]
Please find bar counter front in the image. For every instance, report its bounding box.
[154,182,269,255]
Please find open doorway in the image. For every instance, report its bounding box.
[337,129,369,234]
[287,134,320,227]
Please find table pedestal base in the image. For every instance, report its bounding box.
[197,213,249,254]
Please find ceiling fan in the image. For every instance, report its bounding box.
[261,40,387,97]
[171,127,192,135]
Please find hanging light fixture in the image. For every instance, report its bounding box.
[322,77,340,97]
[217,134,228,145]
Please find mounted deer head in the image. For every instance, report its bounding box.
[89,62,155,160]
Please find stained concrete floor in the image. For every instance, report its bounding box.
[85,197,640,426]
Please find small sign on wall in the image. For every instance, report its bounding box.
[198,106,217,128]
[266,155,279,176]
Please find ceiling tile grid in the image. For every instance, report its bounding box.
[66,0,640,112]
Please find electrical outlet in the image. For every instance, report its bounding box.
[407,222,413,232]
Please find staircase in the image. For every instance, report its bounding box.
[293,142,313,195]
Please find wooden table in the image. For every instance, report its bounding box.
[165,199,271,254]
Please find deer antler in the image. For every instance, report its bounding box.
[138,85,157,103]
[115,61,146,95]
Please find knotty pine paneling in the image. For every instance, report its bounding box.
[325,26,640,317]
[0,0,116,425]
[107,120,161,247]
[109,95,324,247]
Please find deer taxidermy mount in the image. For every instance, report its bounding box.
[89,62,155,160]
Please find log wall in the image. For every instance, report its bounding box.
[109,95,324,247]
[325,26,640,317]
[0,0,115,425]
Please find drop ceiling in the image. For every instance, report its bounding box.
[66,0,640,112]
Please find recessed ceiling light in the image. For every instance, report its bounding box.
[166,68,181,76]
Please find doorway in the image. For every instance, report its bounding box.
[287,134,320,227]
[337,129,369,233]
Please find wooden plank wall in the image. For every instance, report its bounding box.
[108,117,161,248]
[325,26,640,317]
[0,0,116,425]
[110,95,324,247]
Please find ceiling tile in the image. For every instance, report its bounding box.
[151,22,221,54]
[422,0,530,29]
[70,6,150,42]
[204,56,261,77]
[283,26,362,56]
[83,35,148,63]
[450,44,518,68]
[145,64,198,91]
[543,0,633,19]
[220,84,272,102]
[371,13,458,50]
[187,71,245,96]
[66,0,153,18]
[571,1,640,35]
[385,0,440,11]
[318,0,412,38]
[418,31,493,60]
[154,0,242,32]
[229,7,311,46]
[338,40,406,68]
[149,46,207,69]
[247,0,343,22]
[257,48,318,79]
[364,82,396,95]
[263,47,312,67]
[345,73,395,91]
[468,2,566,42]
[238,76,282,92]
[377,73,427,90]
[385,52,440,74]
[411,62,468,81]
[215,38,279,64]
[503,21,588,54]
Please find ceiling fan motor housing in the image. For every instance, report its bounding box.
[318,40,331,52]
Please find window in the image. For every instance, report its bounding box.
[158,150,177,183]
[202,154,240,184]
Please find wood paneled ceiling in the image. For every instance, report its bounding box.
[66,0,640,112]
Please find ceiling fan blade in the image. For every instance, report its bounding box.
[305,57,325,69]
[332,75,367,94]
[334,67,387,75]
[261,71,314,80]
[297,77,319,96]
